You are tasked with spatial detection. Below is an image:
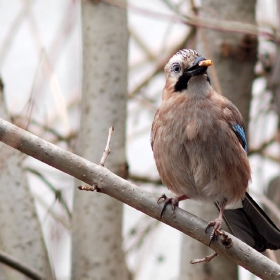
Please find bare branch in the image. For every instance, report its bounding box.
[32,193,71,231]
[249,137,276,155]
[129,28,195,98]
[0,250,45,280]
[190,252,218,264]
[100,126,114,166]
[102,0,279,43]
[26,167,72,219]
[0,118,280,279]
[250,190,280,225]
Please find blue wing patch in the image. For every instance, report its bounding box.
[231,124,248,154]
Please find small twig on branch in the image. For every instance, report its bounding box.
[100,126,114,166]
[78,185,100,192]
[195,229,231,263]
[190,252,218,264]
[78,126,114,191]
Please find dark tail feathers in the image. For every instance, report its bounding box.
[223,192,280,252]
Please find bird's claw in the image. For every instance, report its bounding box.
[205,218,232,248]
[218,230,232,248]
[205,218,222,246]
[157,194,168,204]
[157,194,179,218]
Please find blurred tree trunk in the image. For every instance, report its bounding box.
[71,1,129,279]
[0,82,53,279]
[265,0,280,262]
[179,1,257,279]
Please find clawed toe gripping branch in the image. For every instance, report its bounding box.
[158,193,232,264]
[189,229,232,264]
[157,194,180,217]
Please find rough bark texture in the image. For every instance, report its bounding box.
[71,1,128,279]
[0,82,53,279]
[179,1,257,279]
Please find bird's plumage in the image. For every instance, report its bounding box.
[151,48,280,251]
[152,49,250,205]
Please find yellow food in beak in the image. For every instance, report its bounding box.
[198,59,212,67]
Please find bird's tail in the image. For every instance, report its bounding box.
[222,192,280,252]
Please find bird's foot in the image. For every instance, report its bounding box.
[157,194,180,218]
[217,230,232,248]
[205,218,232,248]
[205,217,223,245]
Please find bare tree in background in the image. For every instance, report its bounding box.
[0,87,53,279]
[71,1,129,279]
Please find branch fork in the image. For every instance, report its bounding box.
[79,126,114,191]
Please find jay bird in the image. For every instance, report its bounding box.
[151,48,280,252]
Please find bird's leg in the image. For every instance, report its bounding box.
[205,200,227,245]
[157,194,189,218]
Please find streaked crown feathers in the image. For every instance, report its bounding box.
[175,49,200,60]
[165,49,200,76]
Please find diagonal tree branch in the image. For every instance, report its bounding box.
[0,118,280,279]
[103,0,279,43]
[0,250,46,280]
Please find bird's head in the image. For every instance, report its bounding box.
[164,49,212,93]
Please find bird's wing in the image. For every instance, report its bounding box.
[221,100,280,251]
[231,124,248,153]
[224,100,248,153]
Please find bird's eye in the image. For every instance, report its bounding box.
[171,63,181,73]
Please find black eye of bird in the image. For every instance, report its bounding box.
[171,63,181,73]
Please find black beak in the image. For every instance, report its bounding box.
[184,57,212,77]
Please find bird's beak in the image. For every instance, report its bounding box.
[184,57,212,77]
[198,59,212,67]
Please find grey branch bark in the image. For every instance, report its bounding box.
[0,118,280,279]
